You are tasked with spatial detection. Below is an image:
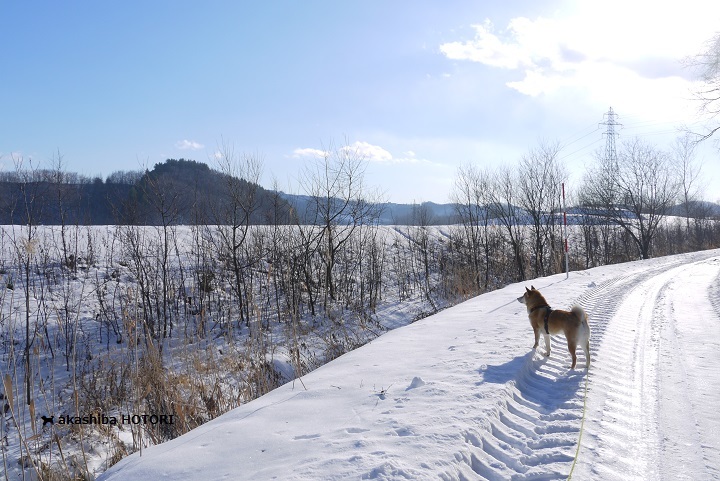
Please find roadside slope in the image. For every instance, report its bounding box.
[99,250,720,481]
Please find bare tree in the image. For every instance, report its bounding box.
[212,145,263,329]
[406,203,437,311]
[298,143,385,310]
[450,163,493,291]
[487,166,527,281]
[672,134,705,231]
[688,32,720,141]
[517,140,567,277]
[582,138,679,259]
[7,155,50,407]
[140,168,183,340]
[48,151,81,271]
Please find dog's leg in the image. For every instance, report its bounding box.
[543,332,551,357]
[533,327,540,349]
[567,339,577,369]
[583,340,591,368]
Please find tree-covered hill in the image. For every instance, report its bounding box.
[0,159,296,225]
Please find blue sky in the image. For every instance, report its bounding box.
[2,1,720,203]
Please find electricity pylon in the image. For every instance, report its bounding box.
[599,107,622,161]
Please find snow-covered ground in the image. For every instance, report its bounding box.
[98,249,720,480]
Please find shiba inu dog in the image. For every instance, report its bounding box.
[517,286,590,369]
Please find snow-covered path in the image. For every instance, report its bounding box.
[573,255,720,480]
[99,250,720,480]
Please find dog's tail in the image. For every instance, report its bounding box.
[571,305,588,326]
[572,305,591,368]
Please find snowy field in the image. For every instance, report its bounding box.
[98,248,720,480]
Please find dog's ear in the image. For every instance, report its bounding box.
[531,285,535,290]
[525,287,530,293]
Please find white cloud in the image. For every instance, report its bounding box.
[292,147,328,159]
[440,16,592,74]
[393,150,424,164]
[341,141,393,162]
[438,0,720,118]
[292,142,427,164]
[176,140,205,150]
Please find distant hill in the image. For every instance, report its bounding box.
[0,159,296,225]
[0,171,131,225]
[123,159,295,225]
[278,193,460,225]
[2,161,718,226]
[667,200,720,218]
[378,202,459,225]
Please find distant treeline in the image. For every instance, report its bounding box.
[0,159,296,225]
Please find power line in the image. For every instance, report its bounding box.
[560,123,601,145]
[622,119,677,129]
[562,126,601,149]
[630,128,683,138]
[558,138,603,161]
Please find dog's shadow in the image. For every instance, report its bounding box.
[480,351,535,384]
[479,351,586,408]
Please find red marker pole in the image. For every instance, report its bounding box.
[562,183,569,278]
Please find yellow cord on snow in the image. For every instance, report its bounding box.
[567,368,589,480]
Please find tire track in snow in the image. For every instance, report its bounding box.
[573,253,720,480]
[656,256,720,480]
[708,257,720,320]
[447,252,719,481]
[580,274,670,480]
